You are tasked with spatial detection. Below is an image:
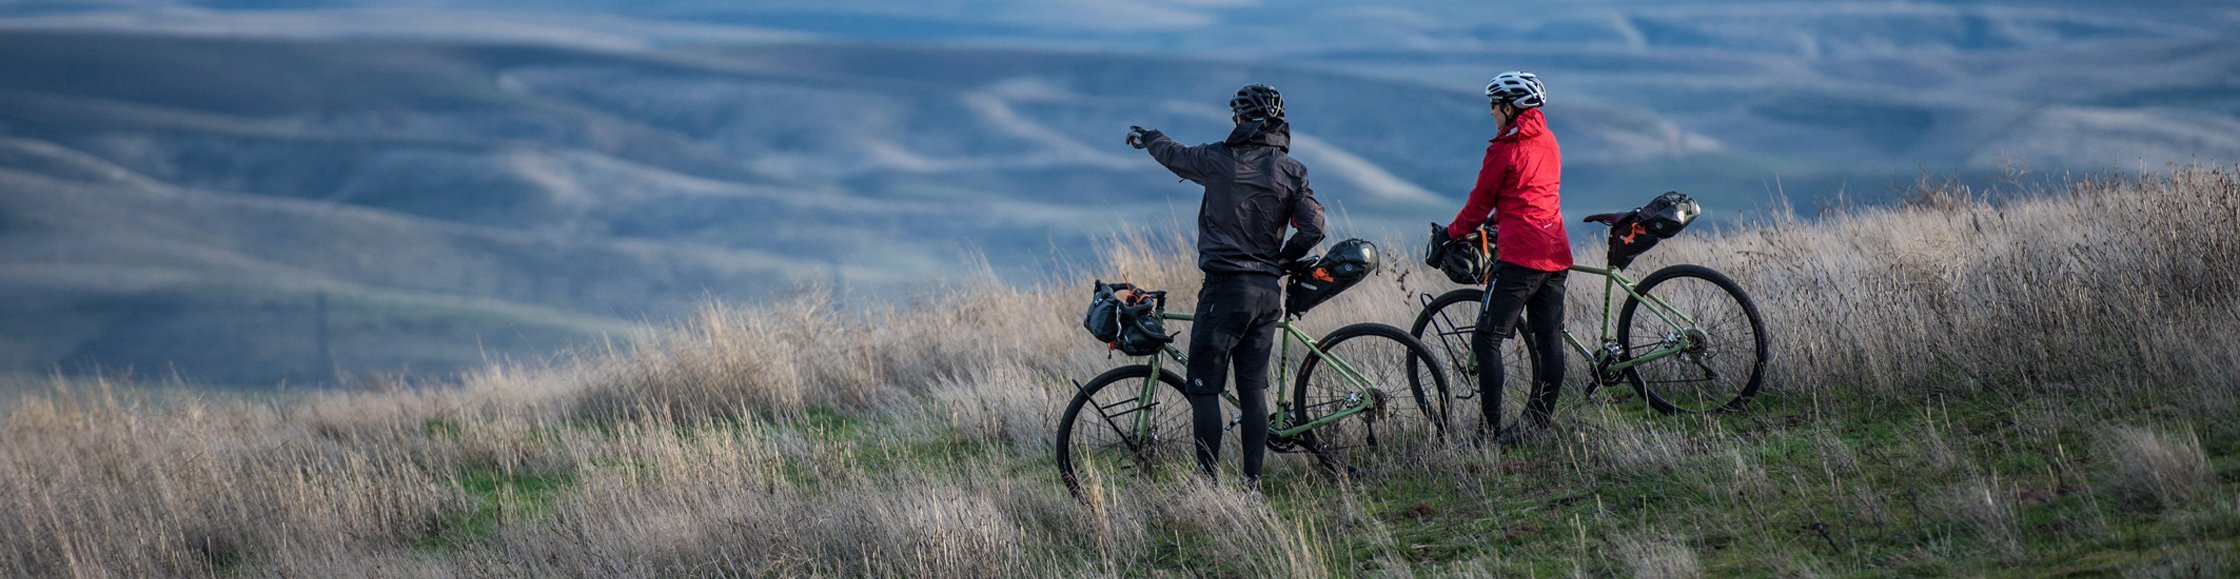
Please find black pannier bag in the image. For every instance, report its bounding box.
[1286,238,1381,315]
[1424,223,1494,284]
[1113,299,1171,356]
[1082,280,1132,342]
[1603,191,1700,269]
[1082,280,1173,356]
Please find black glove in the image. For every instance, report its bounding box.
[1125,126,1151,149]
[1424,223,1449,267]
[1281,255,1322,276]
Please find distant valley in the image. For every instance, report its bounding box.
[0,1,2234,386]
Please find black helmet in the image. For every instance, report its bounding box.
[1229,83,1284,121]
[1322,238,1379,281]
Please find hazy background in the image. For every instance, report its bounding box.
[1,0,2234,387]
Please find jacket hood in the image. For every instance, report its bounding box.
[1493,108,1548,143]
[1224,118,1291,152]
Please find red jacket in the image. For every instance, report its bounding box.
[1446,108,1572,272]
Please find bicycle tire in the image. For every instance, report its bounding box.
[1615,264,1768,414]
[1055,364,1191,498]
[1407,288,1540,437]
[1293,322,1451,473]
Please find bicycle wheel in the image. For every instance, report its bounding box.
[1293,323,1451,472]
[1055,365,1192,498]
[1615,264,1768,414]
[1407,288,1538,436]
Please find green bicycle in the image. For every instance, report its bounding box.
[1409,211,1768,433]
[1055,289,1453,497]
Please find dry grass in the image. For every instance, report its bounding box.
[3,166,2238,575]
[1944,475,2020,550]
[1611,531,1703,579]
[2101,425,2213,512]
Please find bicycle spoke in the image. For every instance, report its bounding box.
[1300,324,1454,475]
[1619,267,1766,414]
[1058,369,1195,498]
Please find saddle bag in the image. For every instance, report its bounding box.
[1605,191,1700,269]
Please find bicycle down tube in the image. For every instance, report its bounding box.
[1145,311,1382,439]
[1551,265,1704,374]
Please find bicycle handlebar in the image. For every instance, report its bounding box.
[1141,290,1168,312]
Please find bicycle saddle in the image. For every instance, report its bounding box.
[1583,211,1633,225]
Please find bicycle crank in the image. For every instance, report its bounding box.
[1590,340,1626,391]
[1259,413,1306,452]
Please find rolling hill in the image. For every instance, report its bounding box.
[0,30,1720,385]
[1,1,2236,385]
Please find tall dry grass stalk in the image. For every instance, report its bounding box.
[1611,531,1704,579]
[2100,424,2213,512]
[1,166,2236,574]
[1635,168,2240,398]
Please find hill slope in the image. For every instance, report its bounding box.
[1,166,2234,575]
[10,0,2240,386]
[2,30,1726,385]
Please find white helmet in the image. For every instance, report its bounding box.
[1484,71,1545,109]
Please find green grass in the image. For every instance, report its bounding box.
[414,464,577,552]
[357,374,2238,575]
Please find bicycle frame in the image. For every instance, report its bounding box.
[1560,265,1702,378]
[1108,310,1385,441]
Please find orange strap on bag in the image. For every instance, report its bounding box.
[1621,223,1647,244]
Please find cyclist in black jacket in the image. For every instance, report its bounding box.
[1126,83,1326,485]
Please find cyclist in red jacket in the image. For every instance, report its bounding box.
[1446,71,1572,442]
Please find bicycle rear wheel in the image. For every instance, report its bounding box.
[1616,264,1768,414]
[1293,323,1450,473]
[1055,365,1191,498]
[1407,288,1538,436]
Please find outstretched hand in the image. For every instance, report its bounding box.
[1125,126,1151,149]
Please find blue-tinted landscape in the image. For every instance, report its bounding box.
[2,0,2235,385]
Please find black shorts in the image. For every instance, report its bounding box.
[1479,261,1567,337]
[1184,273,1283,395]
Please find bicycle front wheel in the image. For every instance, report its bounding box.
[1615,264,1768,414]
[1293,323,1451,473]
[1408,288,1538,437]
[1055,365,1191,498]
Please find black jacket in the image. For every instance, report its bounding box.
[1143,119,1327,276]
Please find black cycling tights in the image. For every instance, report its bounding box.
[1473,262,1569,436]
[1185,274,1283,482]
[1189,389,1267,481]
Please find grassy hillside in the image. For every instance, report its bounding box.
[1,166,2234,575]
